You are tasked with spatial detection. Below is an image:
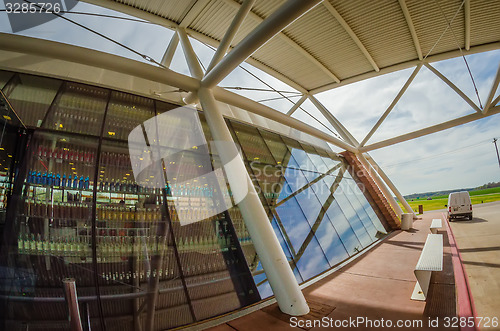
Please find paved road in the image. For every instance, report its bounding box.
[442,201,500,322]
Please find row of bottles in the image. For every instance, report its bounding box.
[36,144,96,164]
[26,171,90,189]
[97,206,160,223]
[17,232,252,257]
[18,233,91,257]
[98,178,158,194]
[22,201,233,224]
[24,200,90,220]
[51,108,100,135]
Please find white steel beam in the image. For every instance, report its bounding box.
[465,0,471,51]
[398,0,423,60]
[160,33,179,68]
[424,62,481,113]
[0,32,199,92]
[360,64,422,147]
[361,105,500,152]
[81,0,308,94]
[306,93,413,217]
[202,0,324,88]
[198,86,310,316]
[357,154,404,219]
[322,1,379,72]
[310,42,500,95]
[179,0,211,28]
[221,0,340,84]
[364,154,415,216]
[180,30,309,315]
[213,87,358,152]
[286,94,307,115]
[206,0,255,73]
[0,33,353,153]
[177,28,204,79]
[308,95,357,145]
[483,62,500,114]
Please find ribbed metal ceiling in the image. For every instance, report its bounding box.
[90,0,500,92]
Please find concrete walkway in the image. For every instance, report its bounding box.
[447,201,500,323]
[206,214,458,330]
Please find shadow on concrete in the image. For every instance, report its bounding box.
[383,240,425,251]
[459,246,500,253]
[450,217,488,224]
[462,260,500,269]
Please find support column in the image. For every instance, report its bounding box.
[197,87,309,316]
[357,153,404,219]
[364,154,416,217]
[206,0,256,73]
[160,33,179,68]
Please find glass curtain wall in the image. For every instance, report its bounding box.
[228,121,386,296]
[0,70,388,329]
[0,71,260,331]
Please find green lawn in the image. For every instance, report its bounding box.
[398,192,500,214]
[426,186,500,200]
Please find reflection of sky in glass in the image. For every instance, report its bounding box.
[240,126,387,289]
[275,193,311,251]
[305,152,332,174]
[258,281,273,299]
[294,187,324,226]
[301,169,321,182]
[315,216,349,266]
[295,235,330,280]
[344,181,378,240]
[289,148,317,172]
[282,167,309,195]
[325,199,362,255]
[334,188,372,248]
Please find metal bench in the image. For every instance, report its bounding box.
[411,234,443,301]
[430,218,442,234]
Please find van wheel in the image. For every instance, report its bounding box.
[469,214,473,220]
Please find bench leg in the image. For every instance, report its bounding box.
[411,270,432,301]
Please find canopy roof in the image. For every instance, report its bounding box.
[87,0,500,94]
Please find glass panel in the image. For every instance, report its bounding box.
[1,130,99,329]
[300,143,330,174]
[103,91,155,141]
[259,129,291,167]
[0,90,25,219]
[325,198,363,255]
[314,146,343,171]
[3,74,62,127]
[343,181,378,240]
[294,233,330,280]
[42,82,108,136]
[348,179,387,234]
[333,181,372,248]
[281,167,309,198]
[270,218,302,282]
[275,191,312,251]
[96,137,193,331]
[230,121,276,165]
[314,214,349,266]
[281,137,317,172]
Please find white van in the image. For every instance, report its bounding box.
[447,191,473,221]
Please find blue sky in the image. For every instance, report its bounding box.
[1,0,499,195]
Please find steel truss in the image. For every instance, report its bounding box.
[1,0,500,318]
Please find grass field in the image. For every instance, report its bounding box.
[399,189,500,213]
[425,186,500,200]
